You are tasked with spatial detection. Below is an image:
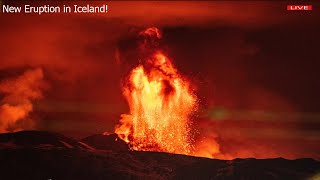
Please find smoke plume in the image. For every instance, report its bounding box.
[0,68,46,133]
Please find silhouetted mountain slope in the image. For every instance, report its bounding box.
[0,131,92,149]
[0,131,319,180]
[81,133,129,151]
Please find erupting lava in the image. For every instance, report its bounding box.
[115,28,198,155]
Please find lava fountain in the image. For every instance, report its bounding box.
[114,27,198,155]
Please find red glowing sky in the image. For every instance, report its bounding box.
[0,1,319,159]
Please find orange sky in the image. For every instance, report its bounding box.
[0,1,319,159]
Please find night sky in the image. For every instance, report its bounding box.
[1,1,319,159]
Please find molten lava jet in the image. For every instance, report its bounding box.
[114,28,198,155]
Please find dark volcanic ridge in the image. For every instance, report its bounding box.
[0,130,93,150]
[81,133,129,151]
[0,130,319,180]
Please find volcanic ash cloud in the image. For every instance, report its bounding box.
[0,68,47,133]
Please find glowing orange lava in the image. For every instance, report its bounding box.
[115,28,198,155]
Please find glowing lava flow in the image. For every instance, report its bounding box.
[115,28,198,155]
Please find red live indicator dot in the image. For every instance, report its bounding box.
[287,5,312,11]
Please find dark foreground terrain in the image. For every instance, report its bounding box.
[0,131,319,180]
